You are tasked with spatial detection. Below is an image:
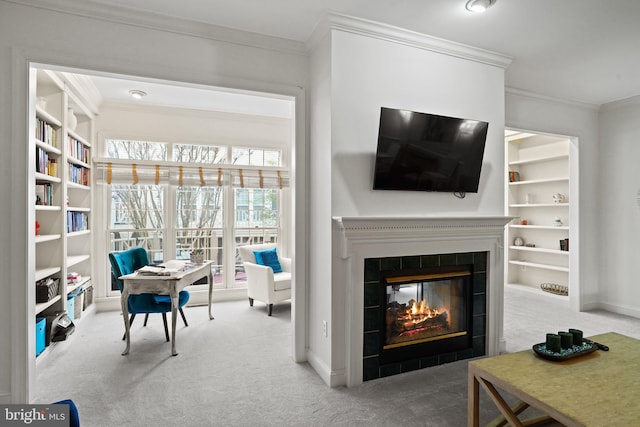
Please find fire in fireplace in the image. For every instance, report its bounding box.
[379,266,473,364]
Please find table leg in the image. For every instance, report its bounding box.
[121,288,131,356]
[478,378,524,427]
[170,286,178,356]
[208,268,214,320]
[468,367,480,427]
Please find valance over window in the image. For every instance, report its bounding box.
[94,159,289,189]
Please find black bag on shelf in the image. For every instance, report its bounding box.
[45,312,75,345]
[36,277,60,303]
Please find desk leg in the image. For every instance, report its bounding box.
[208,269,214,320]
[121,288,131,356]
[170,286,178,356]
[468,366,480,427]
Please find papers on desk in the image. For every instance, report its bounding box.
[136,265,183,276]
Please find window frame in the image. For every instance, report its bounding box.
[100,137,288,297]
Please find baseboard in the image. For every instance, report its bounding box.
[306,349,346,388]
[592,301,640,319]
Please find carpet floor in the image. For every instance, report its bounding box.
[33,285,640,426]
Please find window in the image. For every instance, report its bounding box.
[176,185,224,283]
[108,139,166,161]
[173,143,227,164]
[104,139,286,292]
[232,147,281,166]
[109,184,164,290]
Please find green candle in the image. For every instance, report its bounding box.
[546,333,561,353]
[569,328,583,346]
[559,331,574,349]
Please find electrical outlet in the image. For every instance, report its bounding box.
[322,320,327,337]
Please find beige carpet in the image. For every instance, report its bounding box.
[33,285,640,426]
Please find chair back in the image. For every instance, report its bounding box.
[238,243,277,264]
[109,247,150,292]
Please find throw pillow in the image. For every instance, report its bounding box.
[253,247,283,273]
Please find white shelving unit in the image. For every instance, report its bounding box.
[505,130,572,296]
[32,68,94,358]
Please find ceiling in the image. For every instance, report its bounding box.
[76,0,640,108]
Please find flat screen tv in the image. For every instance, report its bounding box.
[373,107,489,193]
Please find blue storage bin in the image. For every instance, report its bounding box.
[35,317,46,356]
[67,295,76,322]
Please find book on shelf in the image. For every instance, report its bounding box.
[35,117,58,147]
[35,184,46,206]
[66,211,89,233]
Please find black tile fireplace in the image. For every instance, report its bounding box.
[363,252,487,381]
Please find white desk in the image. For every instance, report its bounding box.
[120,260,214,356]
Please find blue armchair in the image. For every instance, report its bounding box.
[109,247,190,341]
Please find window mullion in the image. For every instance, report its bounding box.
[223,184,237,288]
[165,183,176,261]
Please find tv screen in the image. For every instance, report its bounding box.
[373,107,489,193]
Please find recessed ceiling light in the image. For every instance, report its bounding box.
[465,0,496,13]
[129,90,147,100]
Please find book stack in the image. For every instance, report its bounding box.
[559,238,569,251]
[136,265,183,276]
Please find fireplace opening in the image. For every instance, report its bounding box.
[379,265,473,364]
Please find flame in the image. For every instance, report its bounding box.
[400,300,446,330]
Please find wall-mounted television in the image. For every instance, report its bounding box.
[373,107,489,193]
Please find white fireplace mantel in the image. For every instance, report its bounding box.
[332,215,512,387]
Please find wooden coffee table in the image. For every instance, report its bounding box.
[468,332,640,426]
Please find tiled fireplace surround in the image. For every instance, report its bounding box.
[333,216,511,387]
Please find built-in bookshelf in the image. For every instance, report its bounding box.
[505,130,572,297]
[33,69,94,359]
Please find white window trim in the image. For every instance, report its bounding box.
[95,135,291,299]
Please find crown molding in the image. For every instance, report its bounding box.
[599,94,640,112]
[506,87,599,112]
[309,13,512,69]
[7,0,308,56]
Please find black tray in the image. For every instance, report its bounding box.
[532,339,598,361]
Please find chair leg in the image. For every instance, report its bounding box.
[122,313,137,340]
[268,304,273,316]
[249,297,254,307]
[161,313,169,342]
[179,308,188,327]
[143,313,150,326]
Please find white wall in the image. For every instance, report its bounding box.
[330,32,506,218]
[307,18,508,385]
[505,90,601,310]
[96,103,293,153]
[307,32,335,380]
[598,97,640,317]
[0,1,307,403]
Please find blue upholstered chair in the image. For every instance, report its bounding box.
[109,247,190,341]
